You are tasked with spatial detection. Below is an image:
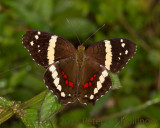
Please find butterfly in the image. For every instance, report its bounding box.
[22,30,136,105]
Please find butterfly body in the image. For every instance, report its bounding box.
[76,45,86,68]
[23,30,136,105]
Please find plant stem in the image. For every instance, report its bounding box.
[0,110,14,124]
[21,90,48,109]
[90,97,160,123]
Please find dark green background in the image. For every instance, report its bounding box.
[0,0,160,128]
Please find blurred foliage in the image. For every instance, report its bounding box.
[0,0,160,128]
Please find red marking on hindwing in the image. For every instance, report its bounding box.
[83,74,97,88]
[69,81,73,88]
[61,71,64,75]
[84,83,88,88]
[64,74,67,79]
[65,80,68,85]
[61,70,74,88]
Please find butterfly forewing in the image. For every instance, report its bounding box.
[78,60,112,105]
[23,30,76,68]
[44,57,78,104]
[86,38,136,73]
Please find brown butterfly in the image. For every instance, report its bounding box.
[23,30,136,105]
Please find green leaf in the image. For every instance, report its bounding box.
[0,97,12,107]
[0,97,13,124]
[0,110,14,125]
[40,91,63,122]
[21,90,48,109]
[109,72,122,89]
[22,108,56,128]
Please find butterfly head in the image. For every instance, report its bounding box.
[78,45,85,52]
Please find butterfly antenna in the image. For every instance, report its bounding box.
[82,24,106,45]
[66,18,81,45]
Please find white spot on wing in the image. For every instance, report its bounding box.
[47,36,58,65]
[52,71,58,79]
[30,41,34,46]
[120,39,123,42]
[54,77,59,86]
[38,31,41,35]
[121,43,125,48]
[102,70,108,77]
[61,92,65,97]
[49,65,56,72]
[94,88,98,94]
[99,75,105,83]
[57,85,62,91]
[35,35,39,40]
[90,95,94,99]
[125,50,128,54]
[97,81,102,90]
[104,40,112,70]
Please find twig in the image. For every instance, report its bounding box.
[21,90,48,109]
[88,97,160,124]
[0,110,14,124]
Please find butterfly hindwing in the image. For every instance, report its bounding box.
[78,60,112,105]
[86,38,136,73]
[23,30,76,68]
[43,57,78,104]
